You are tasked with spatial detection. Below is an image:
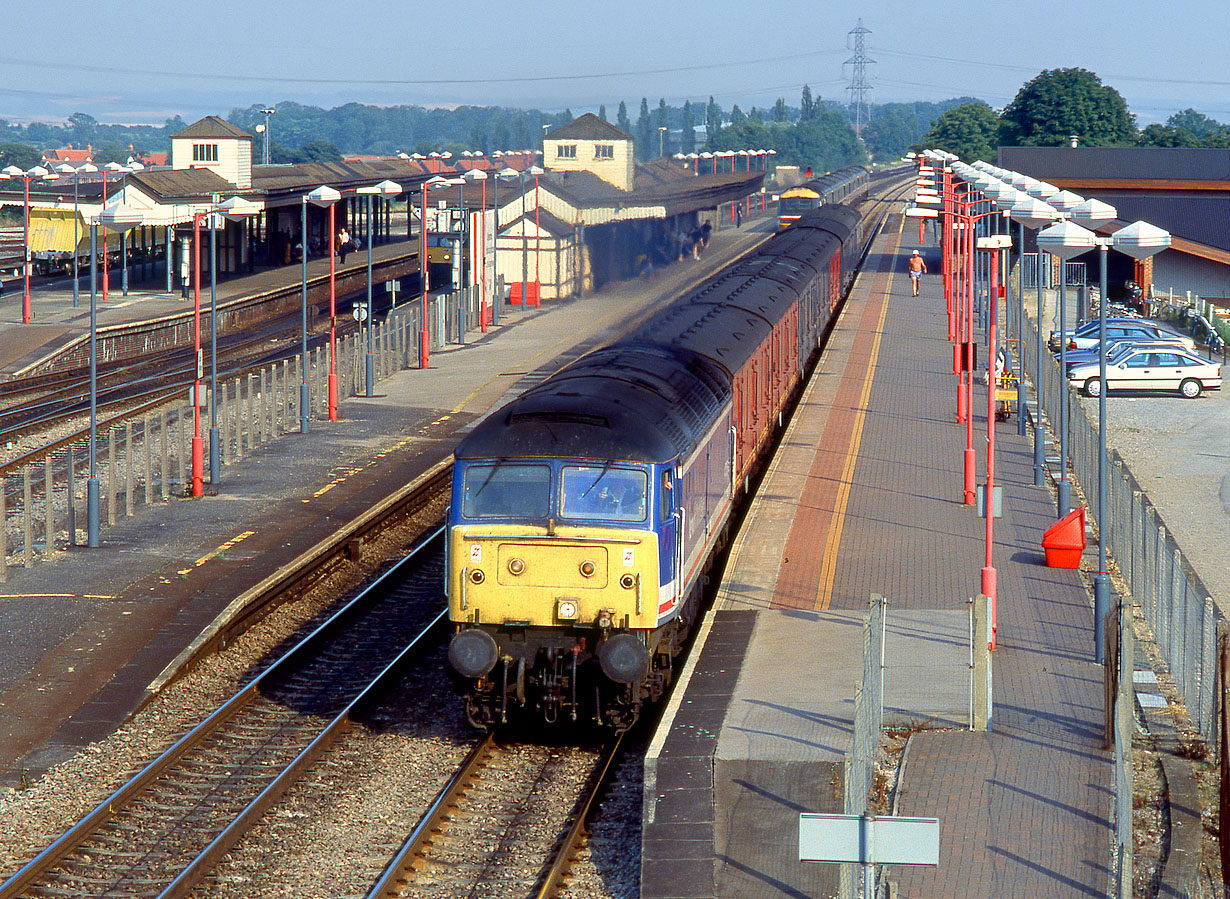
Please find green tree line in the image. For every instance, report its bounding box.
[921,67,1230,163]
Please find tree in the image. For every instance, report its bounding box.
[708,109,867,173]
[680,101,696,153]
[599,104,607,123]
[1000,68,1135,146]
[1136,124,1195,148]
[800,85,814,121]
[1167,108,1223,139]
[656,98,669,156]
[617,101,631,134]
[706,96,722,141]
[730,105,746,126]
[637,98,652,161]
[772,98,789,122]
[0,142,41,169]
[863,106,919,161]
[921,101,1000,163]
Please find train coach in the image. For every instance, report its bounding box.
[445,204,865,731]
[777,165,870,231]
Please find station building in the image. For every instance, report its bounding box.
[1000,146,1230,301]
[2,112,762,304]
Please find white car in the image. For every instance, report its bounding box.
[1069,347,1221,398]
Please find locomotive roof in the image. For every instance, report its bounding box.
[454,343,730,464]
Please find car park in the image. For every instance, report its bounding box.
[1050,318,1194,353]
[1068,346,1221,398]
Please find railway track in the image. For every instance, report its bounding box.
[368,733,624,899]
[0,527,449,899]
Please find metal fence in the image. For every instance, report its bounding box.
[1019,306,1222,749]
[840,594,886,899]
[0,280,504,578]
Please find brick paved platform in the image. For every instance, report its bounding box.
[644,215,1111,898]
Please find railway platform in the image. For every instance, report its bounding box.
[643,217,1116,897]
[0,216,775,785]
[0,238,419,377]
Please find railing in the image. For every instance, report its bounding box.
[0,279,504,580]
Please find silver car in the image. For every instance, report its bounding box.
[1069,347,1221,398]
[1061,320,1194,353]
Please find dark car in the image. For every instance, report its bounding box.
[1050,318,1194,353]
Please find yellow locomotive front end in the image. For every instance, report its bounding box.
[450,525,658,633]
[446,460,676,730]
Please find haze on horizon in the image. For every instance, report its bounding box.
[3,0,1227,128]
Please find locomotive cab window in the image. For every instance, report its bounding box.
[461,463,551,519]
[560,466,648,523]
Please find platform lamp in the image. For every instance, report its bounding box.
[356,179,402,397]
[1044,189,1088,513]
[210,196,260,484]
[1072,213,1170,662]
[298,194,311,433]
[1036,211,1091,520]
[991,186,1030,435]
[419,175,451,368]
[1,164,49,324]
[1067,197,1118,662]
[307,185,342,420]
[56,162,93,309]
[119,159,144,297]
[464,168,490,332]
[1008,194,1059,487]
[89,204,142,536]
[976,232,1012,645]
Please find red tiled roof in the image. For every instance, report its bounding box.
[43,148,93,163]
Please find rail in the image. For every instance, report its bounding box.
[0,527,449,898]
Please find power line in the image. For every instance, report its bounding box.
[0,47,847,88]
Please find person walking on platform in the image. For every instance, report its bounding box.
[906,249,927,296]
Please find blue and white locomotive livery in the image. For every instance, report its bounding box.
[446,204,866,730]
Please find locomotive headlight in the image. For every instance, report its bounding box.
[508,557,525,576]
[557,599,579,620]
[469,568,485,584]
[619,573,635,589]
[579,560,596,578]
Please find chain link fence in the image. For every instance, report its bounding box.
[840,594,886,899]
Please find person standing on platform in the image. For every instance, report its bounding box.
[907,249,927,296]
[338,227,351,265]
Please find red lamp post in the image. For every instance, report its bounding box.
[941,178,1007,506]
[307,186,342,419]
[190,205,209,496]
[1,164,50,324]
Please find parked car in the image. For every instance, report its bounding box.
[1068,347,1221,398]
[1063,338,1193,376]
[1050,318,1194,353]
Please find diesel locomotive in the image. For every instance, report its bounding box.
[777,165,870,230]
[446,202,867,731]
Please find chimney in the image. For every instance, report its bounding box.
[1069,135,1079,148]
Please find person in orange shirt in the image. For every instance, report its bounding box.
[906,249,927,296]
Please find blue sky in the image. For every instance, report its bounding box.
[3,0,1227,126]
